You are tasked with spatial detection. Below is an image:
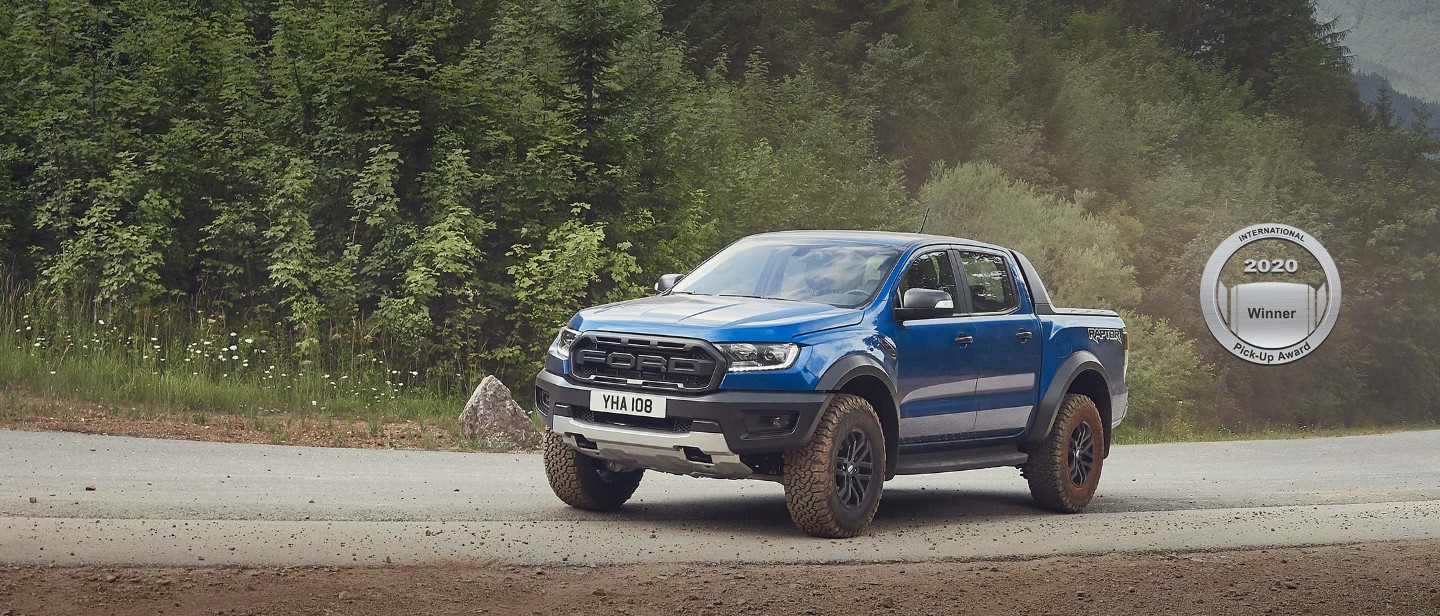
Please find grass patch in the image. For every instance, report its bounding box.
[1114,420,1440,445]
[0,288,471,425]
[0,388,491,451]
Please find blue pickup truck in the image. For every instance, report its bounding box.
[534,231,1128,537]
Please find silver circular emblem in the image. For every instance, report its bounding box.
[1200,224,1341,365]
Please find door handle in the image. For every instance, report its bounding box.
[1016,329,1033,342]
[954,333,974,346]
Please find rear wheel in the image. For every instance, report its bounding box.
[1024,393,1105,513]
[543,433,643,511]
[782,394,886,538]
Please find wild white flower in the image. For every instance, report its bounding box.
[97,319,105,325]
[244,338,254,344]
[231,355,239,360]
[48,370,55,375]
[230,332,237,337]
[228,345,237,351]
[409,371,418,376]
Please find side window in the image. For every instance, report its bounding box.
[899,251,959,309]
[959,252,1018,313]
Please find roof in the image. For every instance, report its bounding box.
[744,229,1004,251]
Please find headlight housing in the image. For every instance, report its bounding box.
[549,327,580,359]
[716,342,799,372]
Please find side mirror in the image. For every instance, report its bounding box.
[894,288,955,321]
[655,273,684,294]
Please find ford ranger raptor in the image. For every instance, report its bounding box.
[534,231,1128,538]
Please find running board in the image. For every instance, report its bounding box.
[894,446,1030,475]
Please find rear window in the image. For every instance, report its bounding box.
[959,251,1018,313]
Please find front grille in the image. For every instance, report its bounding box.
[575,407,694,433]
[569,332,723,392]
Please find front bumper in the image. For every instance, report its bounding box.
[534,369,832,479]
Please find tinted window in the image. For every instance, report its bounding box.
[670,238,901,308]
[899,251,960,309]
[959,251,1018,313]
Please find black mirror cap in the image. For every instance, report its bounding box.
[655,273,684,293]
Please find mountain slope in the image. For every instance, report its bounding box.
[1316,0,1440,102]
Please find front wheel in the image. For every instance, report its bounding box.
[1023,393,1106,513]
[543,433,644,511]
[782,394,886,538]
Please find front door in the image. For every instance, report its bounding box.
[958,250,1043,437]
[893,249,978,444]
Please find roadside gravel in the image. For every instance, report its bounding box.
[2,540,1437,615]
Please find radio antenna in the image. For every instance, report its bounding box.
[916,206,931,234]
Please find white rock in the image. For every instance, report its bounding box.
[458,375,542,449]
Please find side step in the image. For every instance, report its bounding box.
[894,445,1030,475]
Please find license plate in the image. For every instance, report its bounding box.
[590,391,667,418]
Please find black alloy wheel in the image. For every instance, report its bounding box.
[834,428,873,510]
[1068,421,1095,487]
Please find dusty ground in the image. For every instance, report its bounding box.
[0,394,497,452]
[1,540,1437,615]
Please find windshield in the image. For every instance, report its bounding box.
[670,238,902,308]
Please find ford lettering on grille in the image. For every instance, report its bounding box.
[569,333,722,392]
[576,350,708,375]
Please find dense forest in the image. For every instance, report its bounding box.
[2,0,1438,436]
[1354,72,1439,131]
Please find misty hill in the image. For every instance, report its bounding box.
[1315,0,1440,103]
[1354,72,1440,130]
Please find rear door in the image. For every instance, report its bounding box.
[957,250,1043,438]
[893,249,978,442]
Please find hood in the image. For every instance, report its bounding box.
[571,294,863,341]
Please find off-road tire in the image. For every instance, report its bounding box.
[1024,393,1105,513]
[781,394,886,538]
[543,432,643,511]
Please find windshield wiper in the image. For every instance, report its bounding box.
[716,294,798,302]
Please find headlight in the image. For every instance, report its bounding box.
[716,343,799,372]
[549,327,580,359]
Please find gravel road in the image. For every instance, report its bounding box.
[1,429,1437,566]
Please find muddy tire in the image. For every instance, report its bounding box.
[543,432,643,511]
[781,394,886,538]
[1024,393,1105,513]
